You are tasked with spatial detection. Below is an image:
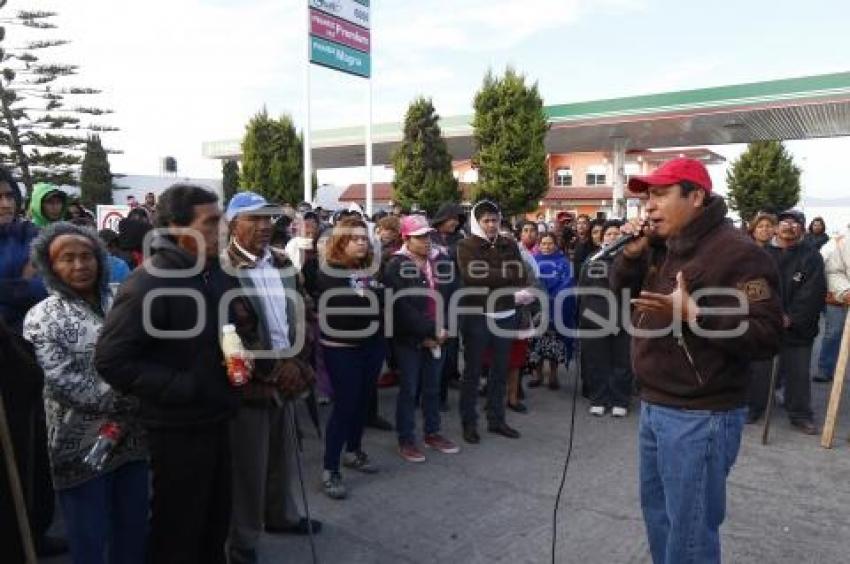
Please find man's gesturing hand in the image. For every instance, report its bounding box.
[631,271,700,323]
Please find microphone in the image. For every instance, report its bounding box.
[588,233,638,262]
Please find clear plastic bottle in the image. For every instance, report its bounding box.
[221,324,249,386]
[83,421,122,472]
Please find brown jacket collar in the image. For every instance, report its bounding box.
[224,239,291,270]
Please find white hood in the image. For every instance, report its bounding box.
[469,200,501,241]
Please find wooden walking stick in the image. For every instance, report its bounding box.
[820,310,850,448]
[761,355,781,445]
[0,394,38,563]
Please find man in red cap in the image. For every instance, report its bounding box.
[611,158,783,563]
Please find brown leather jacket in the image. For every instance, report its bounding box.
[222,242,314,405]
[456,235,528,314]
[611,196,783,410]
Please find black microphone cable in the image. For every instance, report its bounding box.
[551,339,581,564]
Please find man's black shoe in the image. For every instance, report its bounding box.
[487,422,520,439]
[462,424,480,444]
[366,415,393,431]
[267,517,323,535]
[791,419,818,435]
[746,411,762,425]
[36,535,69,557]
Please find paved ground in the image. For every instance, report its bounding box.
[43,344,850,563]
[253,361,850,564]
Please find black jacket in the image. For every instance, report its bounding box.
[382,251,452,347]
[766,241,827,346]
[94,235,239,429]
[577,255,621,330]
[315,263,384,346]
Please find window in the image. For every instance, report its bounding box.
[554,167,572,187]
[586,173,607,186]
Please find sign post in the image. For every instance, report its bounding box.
[306,0,372,213]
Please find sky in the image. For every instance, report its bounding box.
[24,0,850,199]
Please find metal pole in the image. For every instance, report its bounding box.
[365,3,373,218]
[761,355,781,445]
[303,0,313,205]
[365,66,373,217]
[0,395,38,563]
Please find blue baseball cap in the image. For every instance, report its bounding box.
[225,192,282,222]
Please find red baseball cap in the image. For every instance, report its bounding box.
[628,157,712,193]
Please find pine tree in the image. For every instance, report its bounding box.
[726,140,801,222]
[222,159,239,204]
[391,97,459,215]
[471,67,549,216]
[0,6,117,192]
[240,109,306,205]
[79,135,111,206]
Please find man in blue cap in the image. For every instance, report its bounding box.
[221,192,322,564]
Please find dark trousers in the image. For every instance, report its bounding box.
[147,423,232,564]
[58,461,149,564]
[323,339,386,472]
[748,345,814,422]
[439,337,460,403]
[582,331,632,408]
[460,314,517,426]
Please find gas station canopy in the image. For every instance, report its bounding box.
[203,71,850,169]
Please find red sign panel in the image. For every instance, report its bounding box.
[310,8,370,53]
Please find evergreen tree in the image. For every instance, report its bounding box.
[240,109,308,205]
[79,135,111,206]
[0,6,117,192]
[222,159,239,204]
[391,97,458,215]
[726,140,801,222]
[471,67,549,216]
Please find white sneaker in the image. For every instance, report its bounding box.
[589,406,606,417]
[611,406,628,418]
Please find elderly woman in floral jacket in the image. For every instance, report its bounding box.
[23,222,147,564]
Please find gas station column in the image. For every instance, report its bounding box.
[611,138,627,217]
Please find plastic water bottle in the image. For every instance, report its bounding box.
[83,421,122,472]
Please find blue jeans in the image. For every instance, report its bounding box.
[639,403,746,564]
[393,342,445,444]
[817,304,847,380]
[58,461,149,564]
[322,338,386,472]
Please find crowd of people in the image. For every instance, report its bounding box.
[1,157,848,563]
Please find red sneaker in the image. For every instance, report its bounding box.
[424,434,460,454]
[398,443,426,463]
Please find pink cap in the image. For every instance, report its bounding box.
[400,214,434,237]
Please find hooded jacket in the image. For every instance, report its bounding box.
[455,202,528,314]
[611,196,783,411]
[27,182,67,227]
[22,222,146,489]
[94,233,239,429]
[0,221,46,333]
